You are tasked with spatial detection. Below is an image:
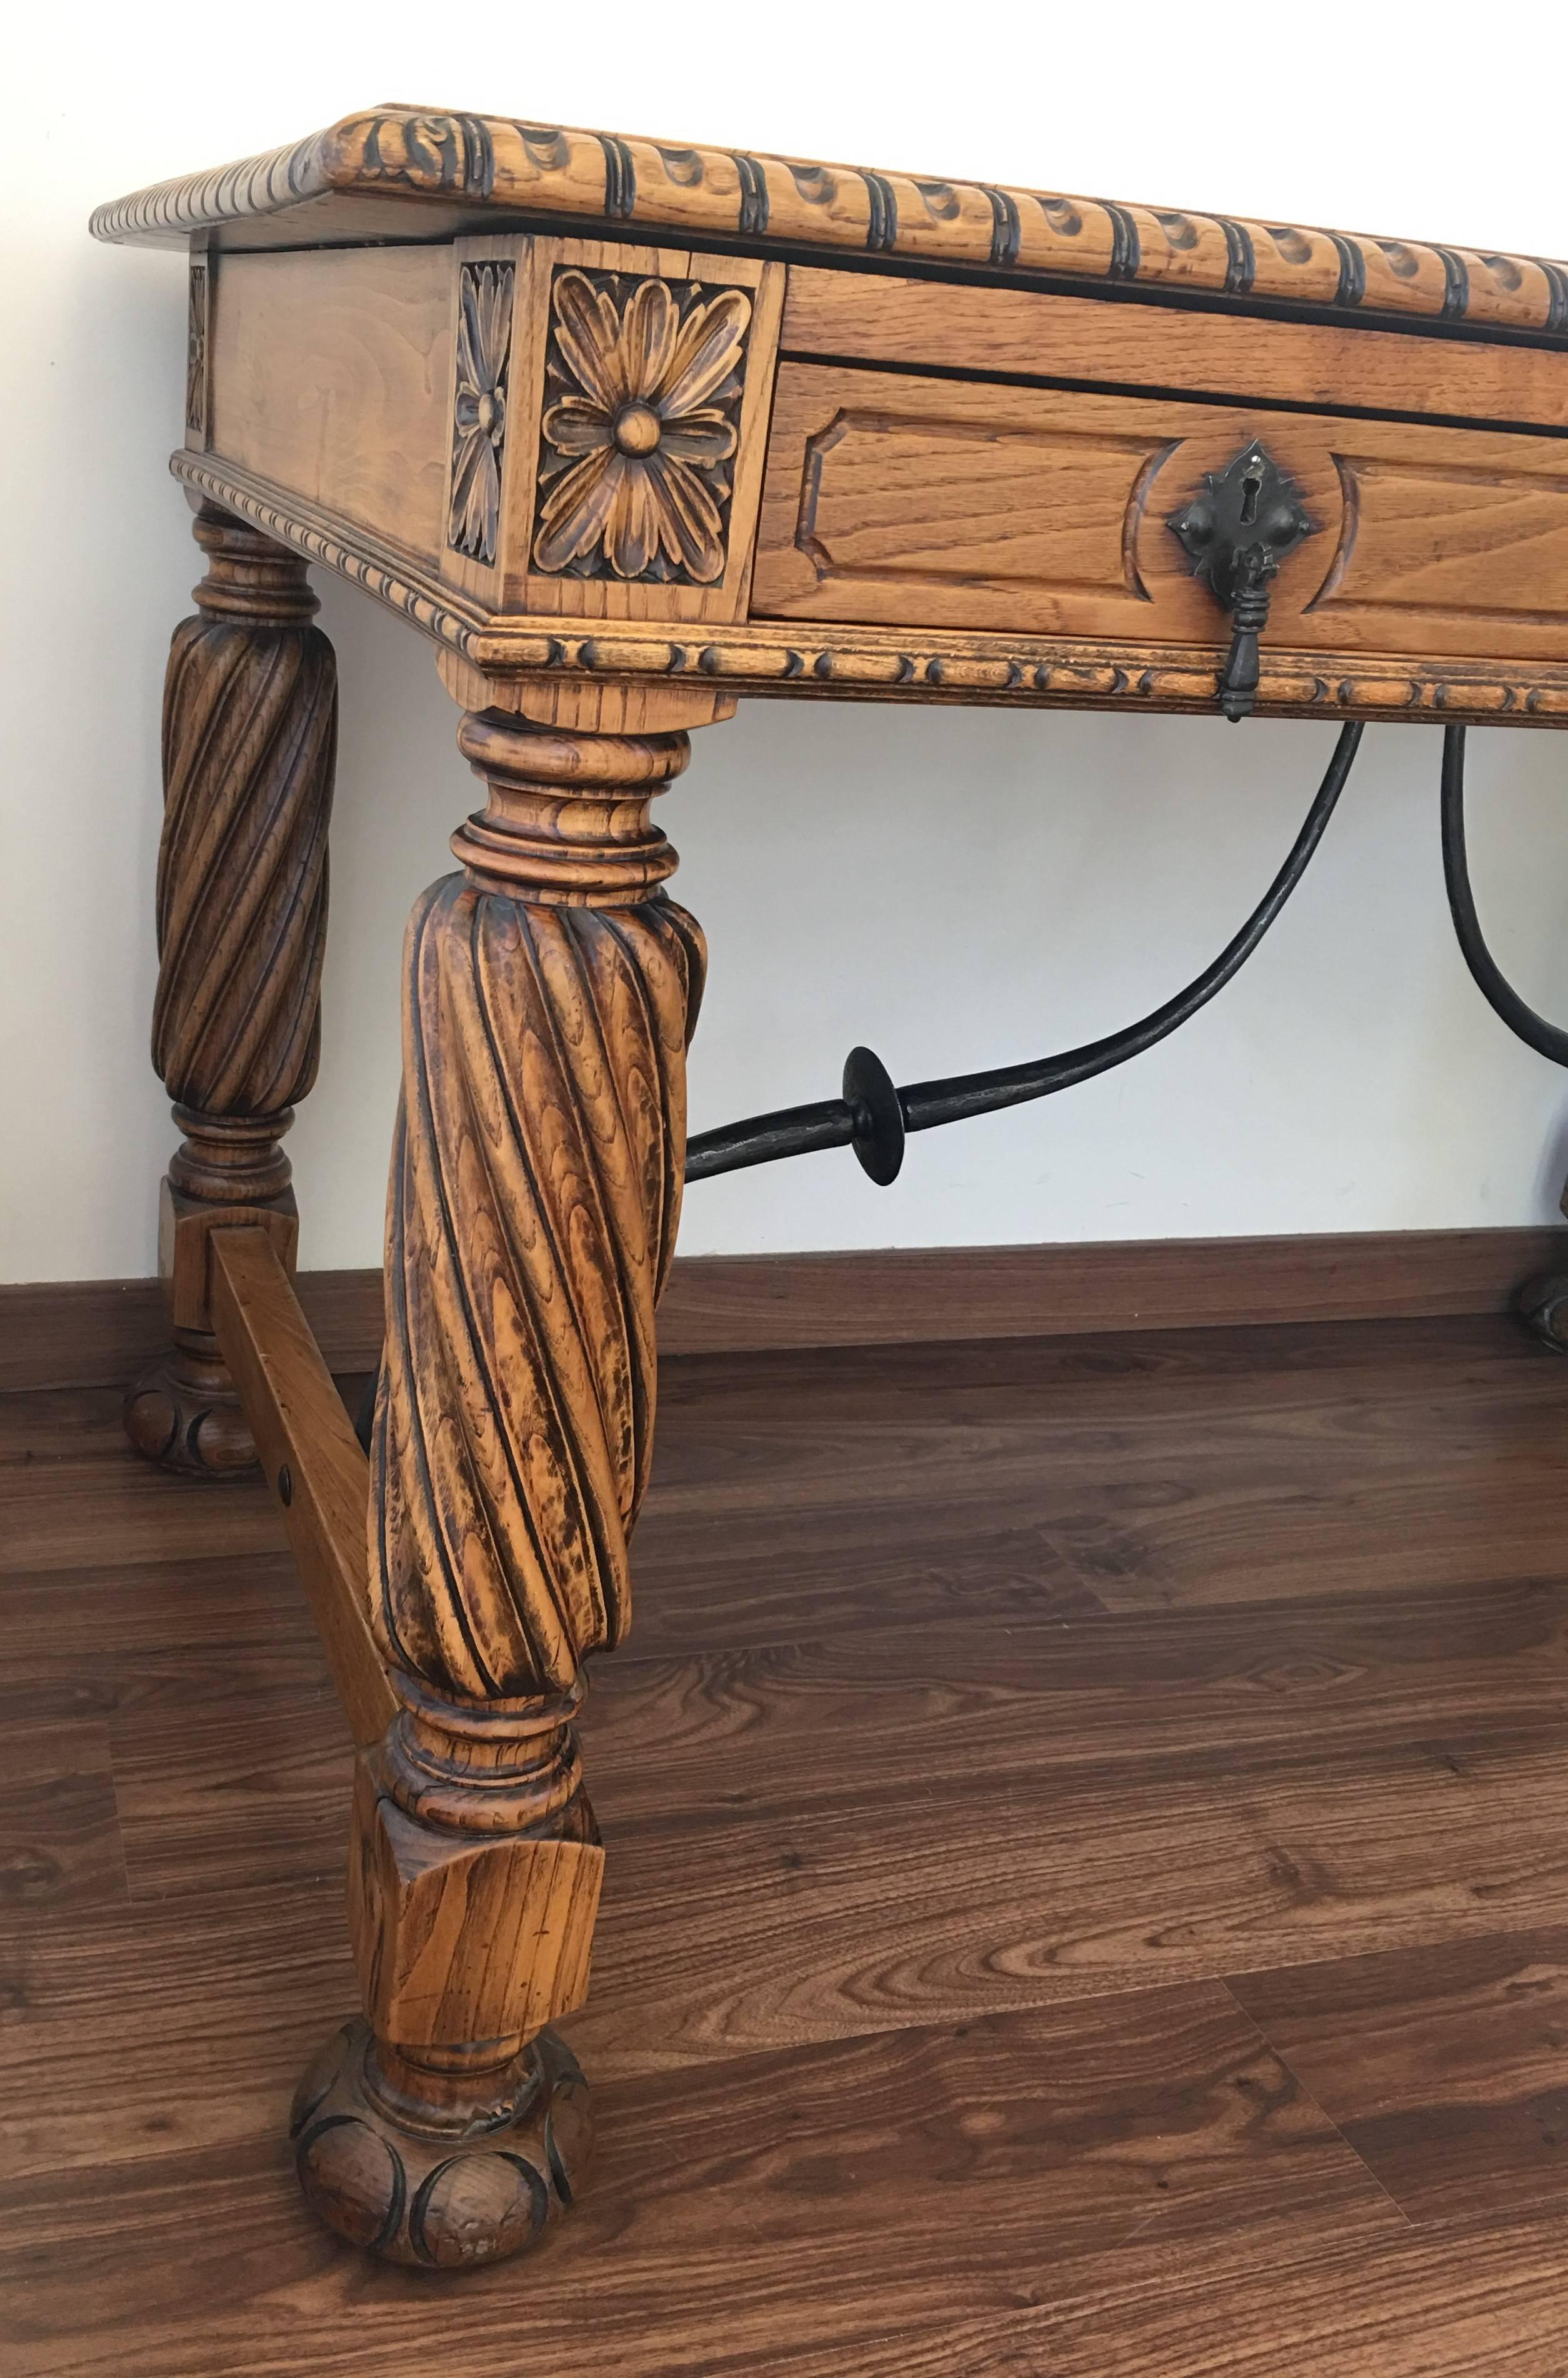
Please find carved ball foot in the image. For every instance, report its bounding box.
[290,2018,592,2267]
[122,1347,258,1476]
[1517,1272,1568,1354]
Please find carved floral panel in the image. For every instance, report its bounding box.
[186,262,208,441]
[531,267,752,586]
[449,261,516,566]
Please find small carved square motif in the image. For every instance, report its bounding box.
[531,267,752,586]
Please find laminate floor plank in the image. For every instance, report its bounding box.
[629,1497,1106,1651]
[0,1447,289,1577]
[0,1883,358,2181]
[583,1574,1568,1810]
[110,1686,352,1901]
[86,1596,1568,2117]
[0,1986,1402,2378]
[640,1379,1565,1534]
[566,1724,1568,2081]
[1229,1927,1568,2226]
[0,1717,125,1920]
[652,1314,1556,1429]
[749,2211,1568,2378]
[6,1310,1568,2372]
[0,1550,337,1724]
[636,1319,1568,1632]
[648,1317,1566,1494]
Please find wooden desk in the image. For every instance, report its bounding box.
[93,109,1568,2271]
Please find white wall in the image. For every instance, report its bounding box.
[7,0,1568,1282]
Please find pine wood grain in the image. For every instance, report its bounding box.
[125,502,338,1478]
[506,239,786,626]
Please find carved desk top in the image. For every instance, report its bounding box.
[95,107,1568,731]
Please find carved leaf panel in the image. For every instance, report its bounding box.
[447,259,516,566]
[186,258,209,443]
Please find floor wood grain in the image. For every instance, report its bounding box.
[1230,1927,1568,2225]
[4,1312,1568,2371]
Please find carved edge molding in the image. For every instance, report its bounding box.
[170,455,1568,727]
[92,109,1568,347]
[171,454,486,653]
[461,633,1568,724]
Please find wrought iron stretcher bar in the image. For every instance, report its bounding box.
[687,722,1365,1187]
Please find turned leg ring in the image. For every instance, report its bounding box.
[291,2019,592,2268]
[1518,1271,1568,1352]
[123,1344,258,1477]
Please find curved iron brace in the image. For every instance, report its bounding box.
[687,721,1365,1188]
[1441,722,1568,1069]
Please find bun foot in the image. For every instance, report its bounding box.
[1517,1272,1568,1353]
[122,1346,258,1476]
[290,2019,592,2268]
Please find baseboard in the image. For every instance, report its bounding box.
[655,1227,1568,1356]
[4,1226,1564,1394]
[0,1270,388,1397]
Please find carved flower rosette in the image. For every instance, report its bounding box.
[532,269,752,585]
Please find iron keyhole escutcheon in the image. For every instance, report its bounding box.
[1168,440,1316,721]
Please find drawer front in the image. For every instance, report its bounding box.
[752,363,1568,666]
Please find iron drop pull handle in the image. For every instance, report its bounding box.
[1168,441,1316,722]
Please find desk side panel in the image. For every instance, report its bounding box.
[208,248,454,566]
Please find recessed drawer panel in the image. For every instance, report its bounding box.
[752,362,1568,665]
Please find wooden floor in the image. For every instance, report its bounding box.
[7,1312,1568,2374]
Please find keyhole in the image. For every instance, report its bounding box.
[1239,457,1264,526]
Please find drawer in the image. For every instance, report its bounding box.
[751,362,1568,666]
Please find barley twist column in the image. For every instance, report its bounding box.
[124,501,337,1474]
[291,710,706,2267]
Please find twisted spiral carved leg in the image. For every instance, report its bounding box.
[294,712,706,2267]
[124,502,337,1475]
